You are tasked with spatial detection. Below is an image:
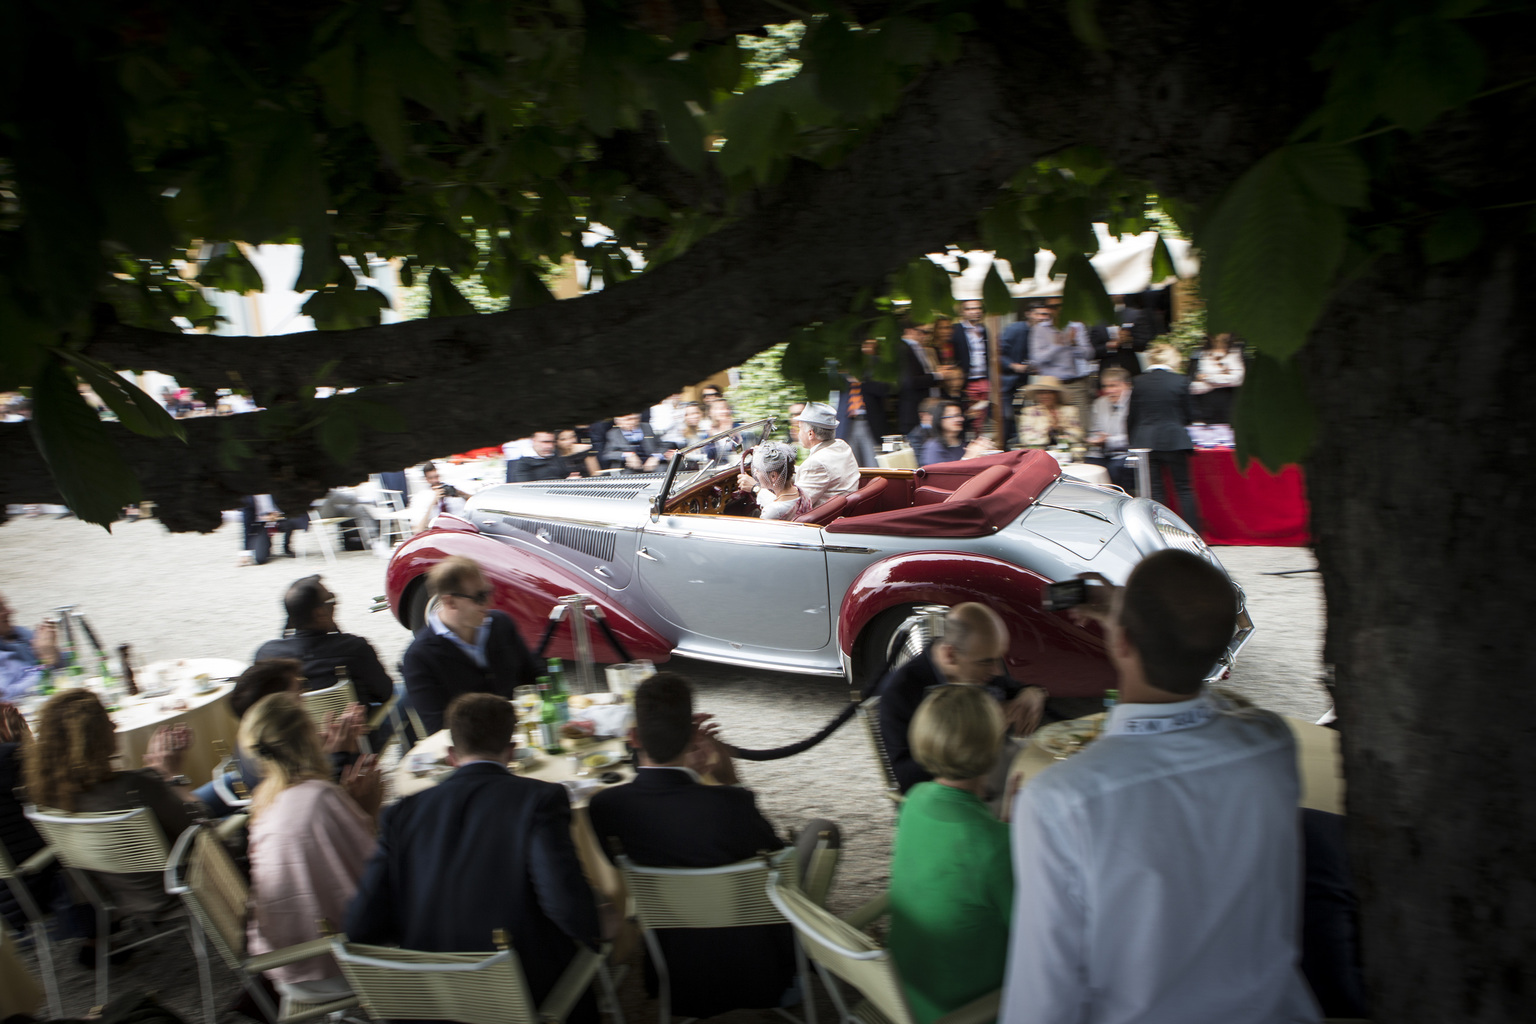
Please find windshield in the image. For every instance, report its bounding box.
[661,417,779,500]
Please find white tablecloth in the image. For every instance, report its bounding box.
[113,658,245,784]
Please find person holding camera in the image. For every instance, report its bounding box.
[412,461,469,533]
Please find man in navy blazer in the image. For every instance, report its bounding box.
[1127,346,1201,529]
[346,693,602,1020]
[401,556,540,736]
[588,673,796,1019]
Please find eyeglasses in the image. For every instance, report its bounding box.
[448,590,494,604]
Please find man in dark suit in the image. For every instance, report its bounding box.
[509,430,575,483]
[1127,346,1201,529]
[401,556,539,736]
[603,413,665,473]
[836,339,890,467]
[897,321,940,435]
[588,673,797,1019]
[950,299,993,437]
[346,693,603,1021]
[239,494,306,564]
[875,603,1042,794]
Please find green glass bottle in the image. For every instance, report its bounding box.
[538,683,564,754]
[547,658,570,722]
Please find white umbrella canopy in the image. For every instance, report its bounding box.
[935,226,1197,300]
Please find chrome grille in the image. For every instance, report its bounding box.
[502,517,618,563]
[540,482,654,499]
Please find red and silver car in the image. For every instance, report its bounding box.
[384,420,1251,696]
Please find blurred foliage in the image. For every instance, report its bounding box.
[0,0,1522,521]
[731,342,802,427]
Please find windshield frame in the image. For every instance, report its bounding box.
[652,416,778,516]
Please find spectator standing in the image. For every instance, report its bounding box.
[410,462,469,533]
[1189,333,1246,424]
[662,403,708,448]
[836,339,889,468]
[1001,551,1318,1024]
[1087,368,1134,491]
[346,693,602,1024]
[510,431,576,482]
[1127,345,1201,528]
[1028,307,1095,428]
[889,685,1012,1024]
[604,413,665,473]
[897,321,940,435]
[400,556,539,736]
[951,300,993,436]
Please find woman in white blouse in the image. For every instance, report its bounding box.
[1189,333,1246,424]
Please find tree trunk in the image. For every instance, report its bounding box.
[1303,233,1536,1020]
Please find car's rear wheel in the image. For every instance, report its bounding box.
[404,579,434,631]
[856,603,949,696]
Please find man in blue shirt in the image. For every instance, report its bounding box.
[0,593,63,700]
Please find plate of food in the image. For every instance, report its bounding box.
[580,750,622,772]
[1033,713,1108,760]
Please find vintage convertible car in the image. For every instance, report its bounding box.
[384,420,1252,697]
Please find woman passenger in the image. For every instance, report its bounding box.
[242,693,380,1005]
[745,441,810,520]
[887,685,1012,1024]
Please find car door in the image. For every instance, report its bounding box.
[637,513,831,652]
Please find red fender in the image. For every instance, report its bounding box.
[837,551,1113,698]
[385,527,673,665]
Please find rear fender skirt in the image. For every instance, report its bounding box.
[384,528,672,664]
[837,551,1113,697]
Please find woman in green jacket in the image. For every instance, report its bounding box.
[888,684,1013,1024]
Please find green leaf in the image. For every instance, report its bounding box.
[1284,143,1369,208]
[983,261,1014,316]
[199,248,265,295]
[1233,352,1316,471]
[649,72,707,174]
[1422,207,1483,263]
[302,284,390,330]
[508,262,556,310]
[717,81,794,181]
[1201,148,1346,357]
[1065,0,1107,51]
[1056,252,1114,326]
[361,56,407,163]
[64,352,187,441]
[28,354,141,528]
[806,17,899,121]
[1150,232,1177,282]
[1376,18,1485,132]
[980,197,1038,280]
[427,268,477,317]
[1028,195,1098,255]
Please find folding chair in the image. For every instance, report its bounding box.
[165,824,359,1024]
[24,805,209,1015]
[0,836,61,1016]
[618,847,816,1024]
[765,869,999,1024]
[331,930,621,1024]
[303,510,346,566]
[301,678,402,757]
[369,490,417,551]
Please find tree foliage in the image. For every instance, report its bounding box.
[0,0,1527,526]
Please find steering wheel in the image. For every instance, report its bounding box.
[721,445,762,517]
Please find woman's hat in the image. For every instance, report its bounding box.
[1023,376,1067,397]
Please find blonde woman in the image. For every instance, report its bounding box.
[241,693,381,1004]
[887,685,1012,1024]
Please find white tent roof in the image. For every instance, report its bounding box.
[934,226,1197,299]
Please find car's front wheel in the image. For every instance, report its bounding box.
[404,579,434,631]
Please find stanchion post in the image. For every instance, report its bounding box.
[556,594,599,694]
[1128,448,1153,498]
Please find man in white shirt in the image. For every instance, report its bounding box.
[411,461,470,533]
[1001,550,1318,1024]
[794,402,860,508]
[1087,368,1133,491]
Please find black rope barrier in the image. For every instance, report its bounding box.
[724,702,860,761]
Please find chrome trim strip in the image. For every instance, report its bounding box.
[675,646,847,677]
[823,545,880,555]
[477,508,640,532]
[672,532,828,551]
[1034,502,1115,524]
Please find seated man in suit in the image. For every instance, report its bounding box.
[589,673,805,1019]
[401,556,539,736]
[255,575,394,705]
[509,430,576,483]
[876,602,1045,797]
[239,494,307,564]
[347,693,603,1022]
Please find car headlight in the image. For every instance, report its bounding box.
[1152,510,1212,559]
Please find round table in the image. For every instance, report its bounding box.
[1059,462,1112,486]
[112,658,245,785]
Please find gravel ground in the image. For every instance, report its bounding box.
[0,514,1327,1023]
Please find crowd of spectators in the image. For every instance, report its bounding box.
[0,543,1364,1022]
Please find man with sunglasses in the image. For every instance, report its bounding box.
[401,556,540,736]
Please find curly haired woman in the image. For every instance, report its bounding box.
[24,690,199,924]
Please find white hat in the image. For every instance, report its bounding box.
[797,402,839,430]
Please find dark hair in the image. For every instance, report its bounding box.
[447,692,517,758]
[232,658,304,719]
[283,575,328,630]
[1118,550,1237,695]
[421,461,438,474]
[634,672,694,764]
[920,397,948,422]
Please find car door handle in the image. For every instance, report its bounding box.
[594,566,613,577]
[637,547,659,561]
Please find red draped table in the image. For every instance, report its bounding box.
[1161,448,1311,546]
